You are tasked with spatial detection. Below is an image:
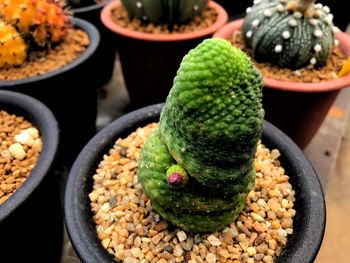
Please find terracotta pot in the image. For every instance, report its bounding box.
[100,0,228,109]
[0,90,62,262]
[213,19,350,149]
[64,103,325,263]
[0,18,100,167]
[72,0,116,86]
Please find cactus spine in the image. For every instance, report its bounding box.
[0,0,70,47]
[120,0,208,30]
[0,20,27,68]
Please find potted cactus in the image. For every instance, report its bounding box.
[65,0,116,86]
[100,0,228,109]
[0,0,100,166]
[0,90,62,262]
[213,0,350,148]
[64,39,325,263]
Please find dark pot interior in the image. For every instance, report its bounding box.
[72,0,116,86]
[0,18,100,167]
[64,103,326,263]
[0,90,63,262]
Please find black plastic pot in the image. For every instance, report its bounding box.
[64,103,326,263]
[72,0,116,86]
[0,18,100,167]
[0,90,62,262]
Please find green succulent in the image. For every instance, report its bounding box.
[138,38,264,232]
[121,0,207,30]
[242,0,337,69]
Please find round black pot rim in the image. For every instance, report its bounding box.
[64,103,326,263]
[0,90,59,222]
[0,17,100,88]
[71,0,108,13]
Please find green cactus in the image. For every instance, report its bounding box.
[242,0,337,69]
[120,0,208,30]
[138,38,264,232]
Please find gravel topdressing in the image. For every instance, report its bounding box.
[89,123,296,263]
[0,110,42,205]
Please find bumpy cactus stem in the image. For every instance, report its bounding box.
[138,38,264,232]
[120,0,207,30]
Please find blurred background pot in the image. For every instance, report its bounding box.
[70,0,117,87]
[0,18,100,167]
[64,103,326,263]
[213,19,350,149]
[100,0,228,109]
[0,90,62,262]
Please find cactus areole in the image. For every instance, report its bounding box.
[120,0,207,30]
[242,0,338,69]
[138,38,264,232]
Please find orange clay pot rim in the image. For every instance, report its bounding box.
[213,18,350,93]
[100,0,228,42]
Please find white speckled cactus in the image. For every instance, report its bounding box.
[242,0,338,69]
[121,0,208,30]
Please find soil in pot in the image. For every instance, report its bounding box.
[0,110,42,204]
[0,90,63,263]
[89,123,296,263]
[111,5,218,34]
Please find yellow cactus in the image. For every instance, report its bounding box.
[0,0,69,47]
[0,20,27,68]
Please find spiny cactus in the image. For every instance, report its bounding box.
[138,38,264,232]
[121,0,208,30]
[242,0,338,69]
[0,20,27,68]
[0,0,70,47]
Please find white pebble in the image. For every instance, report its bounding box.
[252,19,260,28]
[177,231,187,242]
[32,138,42,152]
[207,235,222,246]
[294,70,301,76]
[193,4,199,11]
[9,143,26,160]
[313,29,323,38]
[253,0,261,5]
[0,150,12,159]
[334,39,339,46]
[288,19,297,27]
[206,253,216,263]
[23,127,39,139]
[282,31,291,39]
[264,9,272,17]
[15,132,34,146]
[314,44,322,53]
[136,1,142,8]
[275,44,283,53]
[246,30,253,38]
[101,202,111,212]
[246,7,252,13]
